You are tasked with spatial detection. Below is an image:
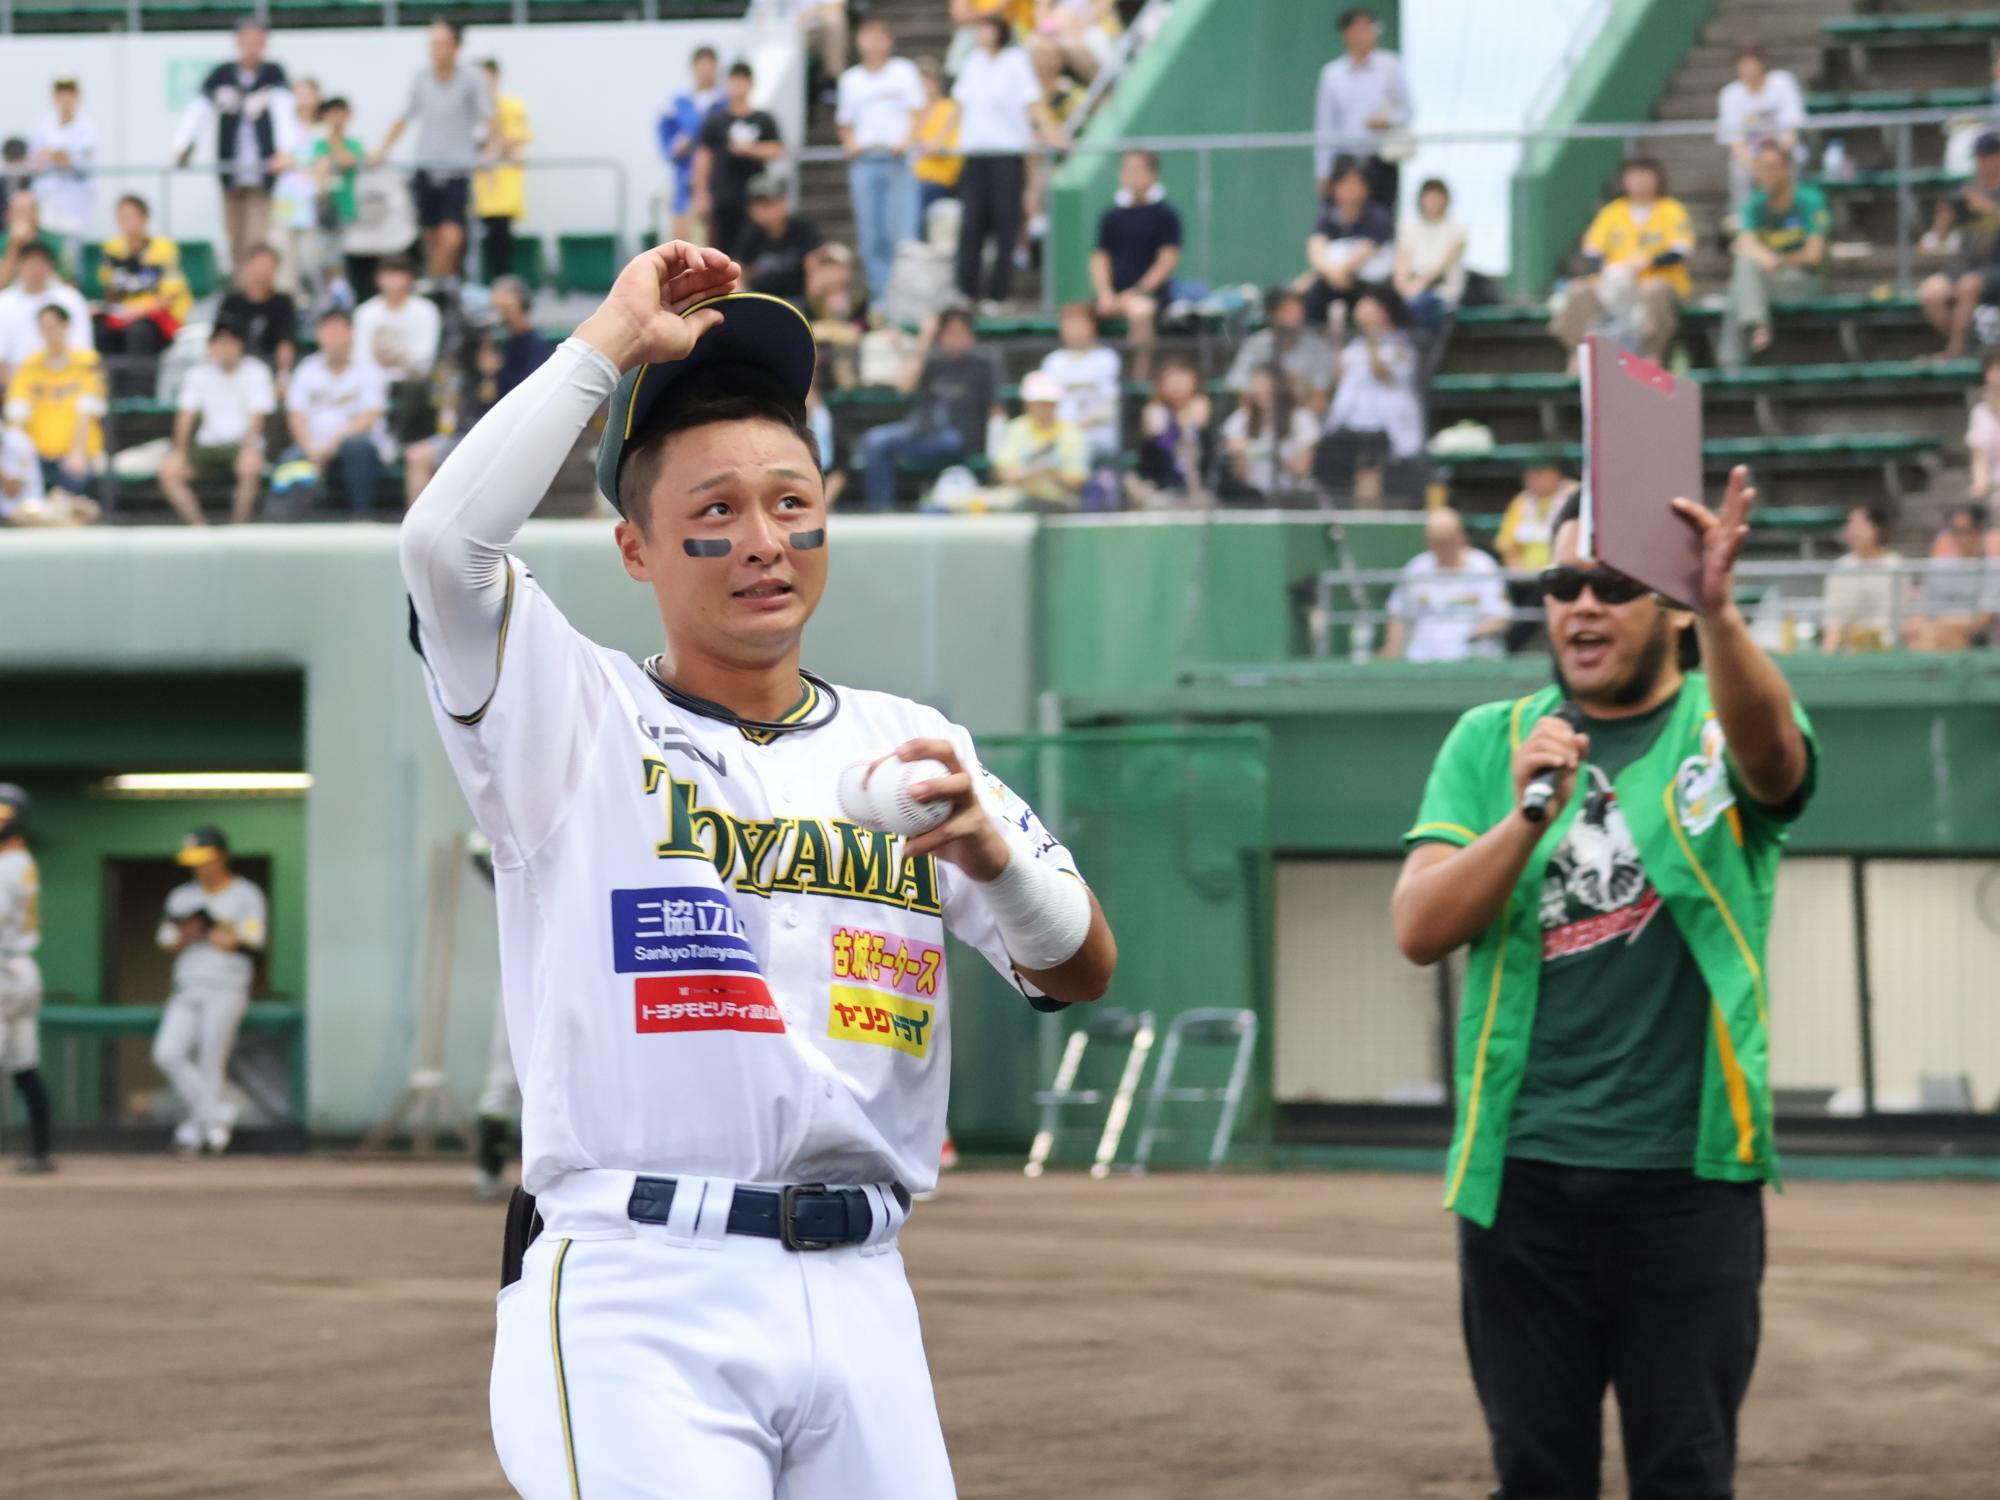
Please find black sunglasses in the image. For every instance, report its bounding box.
[1537,565,1651,605]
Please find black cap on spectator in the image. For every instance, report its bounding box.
[746,172,786,201]
[1976,132,2000,158]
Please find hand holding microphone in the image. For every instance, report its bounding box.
[1514,704,1589,825]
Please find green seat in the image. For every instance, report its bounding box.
[1434,433,1937,475]
[1432,357,1979,401]
[80,242,106,297]
[1751,506,1847,533]
[1805,87,1987,112]
[178,240,219,299]
[484,234,545,290]
[1818,168,1964,194]
[556,234,619,295]
[1824,11,2000,40]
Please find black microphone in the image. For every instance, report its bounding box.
[1520,702,1585,824]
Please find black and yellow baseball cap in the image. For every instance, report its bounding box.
[176,825,230,867]
[595,292,817,516]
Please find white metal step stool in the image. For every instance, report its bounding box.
[1023,1005,1156,1179]
[1132,1008,1259,1171]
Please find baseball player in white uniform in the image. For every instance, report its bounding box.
[0,785,56,1174]
[469,833,525,1201]
[400,242,1117,1499]
[151,825,268,1156]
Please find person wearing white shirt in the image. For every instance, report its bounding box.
[1221,365,1317,501]
[28,79,97,247]
[1393,177,1469,332]
[0,244,93,386]
[157,323,276,526]
[1314,7,1414,210]
[1320,290,1423,503]
[951,15,1063,307]
[1382,509,1511,663]
[353,255,443,382]
[838,18,927,301]
[0,420,45,520]
[1715,45,1805,216]
[1037,301,1123,458]
[280,307,391,517]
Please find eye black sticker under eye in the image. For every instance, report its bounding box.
[683,538,733,558]
[789,529,826,551]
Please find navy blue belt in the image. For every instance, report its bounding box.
[626,1177,885,1252]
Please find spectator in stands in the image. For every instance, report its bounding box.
[1967,355,2000,502]
[1719,141,1828,372]
[156,322,274,527]
[1300,160,1395,334]
[0,408,47,522]
[0,140,31,229]
[474,58,532,286]
[1820,504,1904,654]
[216,245,299,390]
[1494,460,1574,573]
[1091,149,1181,380]
[803,242,864,386]
[1715,43,1804,219]
[1221,365,1316,503]
[278,308,390,517]
[1030,0,1121,90]
[1133,354,1215,504]
[0,243,92,388]
[311,96,364,307]
[1314,7,1413,211]
[1038,300,1122,461]
[355,255,442,385]
[27,78,95,260]
[947,0,1032,71]
[911,57,963,226]
[805,361,846,507]
[953,15,1063,311]
[695,62,786,262]
[737,175,826,310]
[271,76,324,301]
[752,0,850,96]
[860,306,1000,511]
[174,20,296,273]
[1905,503,1997,650]
[989,369,1088,511]
[6,304,104,497]
[659,46,724,243]
[1319,289,1421,502]
[405,327,499,505]
[488,274,554,396]
[1380,507,1509,662]
[1225,287,1336,415]
[1392,178,1467,333]
[1548,157,1693,368]
[1917,133,2000,363]
[94,195,193,358]
[838,18,925,303]
[371,20,493,285]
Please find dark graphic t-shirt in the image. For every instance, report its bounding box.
[1507,693,1712,1170]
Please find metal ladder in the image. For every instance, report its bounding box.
[1023,1006,1156,1180]
[1133,1008,1259,1171]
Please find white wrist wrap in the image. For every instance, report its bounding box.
[982,843,1092,970]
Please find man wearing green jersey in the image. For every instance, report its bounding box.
[1393,467,1815,1500]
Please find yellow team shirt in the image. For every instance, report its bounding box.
[6,349,107,460]
[97,234,193,323]
[473,94,533,221]
[913,100,963,188]
[1582,196,1695,300]
[1494,484,1573,571]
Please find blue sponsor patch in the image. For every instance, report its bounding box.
[611,886,763,975]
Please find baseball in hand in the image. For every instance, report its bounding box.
[837,756,953,837]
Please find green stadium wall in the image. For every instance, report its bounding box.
[1509,0,1720,299]
[1048,0,1400,306]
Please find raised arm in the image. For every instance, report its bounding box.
[399,241,741,716]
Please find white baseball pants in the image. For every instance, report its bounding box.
[491,1221,957,1499]
[0,957,41,1071]
[151,986,248,1140]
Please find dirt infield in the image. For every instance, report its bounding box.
[2,1160,1996,1498]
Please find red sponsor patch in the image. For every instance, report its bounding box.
[635,974,786,1034]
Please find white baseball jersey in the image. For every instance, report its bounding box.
[157,876,267,994]
[0,848,39,961]
[415,558,1078,1200]
[0,848,43,1066]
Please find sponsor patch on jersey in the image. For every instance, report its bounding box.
[637,974,786,1034]
[828,986,934,1058]
[831,927,942,998]
[612,886,762,975]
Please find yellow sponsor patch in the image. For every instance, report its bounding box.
[828,986,935,1058]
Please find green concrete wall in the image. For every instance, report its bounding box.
[1049,0,1400,304]
[1509,0,1719,299]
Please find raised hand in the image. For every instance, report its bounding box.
[1670,464,1755,616]
[576,241,742,374]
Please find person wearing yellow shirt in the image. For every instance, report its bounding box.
[988,369,1088,510]
[911,56,964,227]
[95,194,193,357]
[1494,460,1577,573]
[6,303,105,495]
[1548,157,1694,367]
[473,58,532,284]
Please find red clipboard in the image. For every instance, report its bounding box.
[1580,335,1707,612]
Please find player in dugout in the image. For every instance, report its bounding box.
[398,242,1116,1498]
[1391,469,1814,1500]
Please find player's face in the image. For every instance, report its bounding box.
[1545,520,1687,706]
[618,418,829,666]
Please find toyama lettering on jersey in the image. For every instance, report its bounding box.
[642,756,943,916]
